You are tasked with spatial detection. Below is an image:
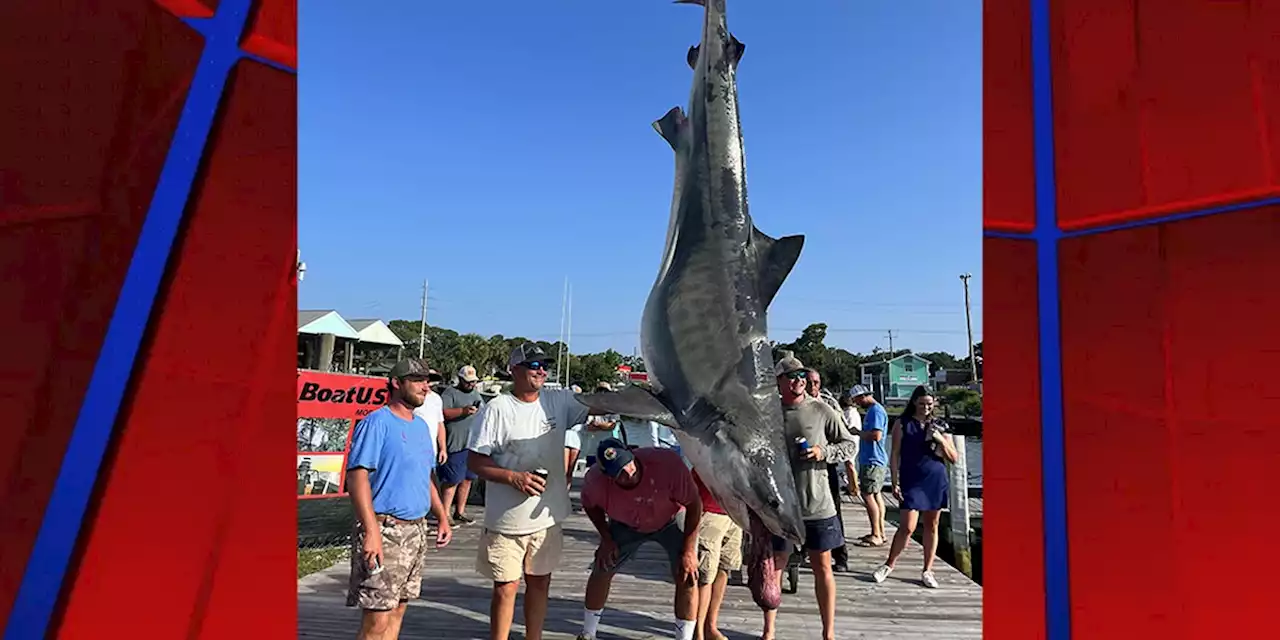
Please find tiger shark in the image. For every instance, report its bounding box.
[575,0,805,610]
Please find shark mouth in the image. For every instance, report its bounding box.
[745,511,782,610]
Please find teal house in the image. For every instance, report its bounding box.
[860,353,935,401]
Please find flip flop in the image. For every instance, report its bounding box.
[858,534,877,543]
[855,538,885,547]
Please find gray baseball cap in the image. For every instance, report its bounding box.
[773,351,812,377]
[508,342,555,367]
[388,359,431,380]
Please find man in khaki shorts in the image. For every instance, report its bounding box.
[345,359,453,640]
[692,471,741,640]
[467,343,595,640]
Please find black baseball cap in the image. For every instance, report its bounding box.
[509,342,555,367]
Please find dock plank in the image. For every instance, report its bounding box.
[299,490,982,639]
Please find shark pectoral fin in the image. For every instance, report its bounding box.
[729,35,745,65]
[686,44,700,69]
[752,227,805,308]
[575,387,678,428]
[653,106,688,151]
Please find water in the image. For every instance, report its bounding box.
[966,437,983,488]
[879,435,983,488]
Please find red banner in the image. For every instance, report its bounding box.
[295,370,387,499]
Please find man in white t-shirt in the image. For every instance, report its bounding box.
[412,369,447,468]
[467,343,594,640]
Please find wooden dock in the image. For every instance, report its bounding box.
[298,490,982,639]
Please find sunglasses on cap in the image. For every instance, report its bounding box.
[519,361,551,372]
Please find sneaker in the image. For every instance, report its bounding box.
[453,512,474,525]
[871,564,893,583]
[832,562,849,573]
[921,570,939,589]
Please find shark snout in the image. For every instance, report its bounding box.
[744,455,805,546]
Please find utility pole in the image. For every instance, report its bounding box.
[882,330,897,400]
[418,279,428,359]
[960,273,977,383]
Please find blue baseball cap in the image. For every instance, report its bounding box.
[596,438,634,477]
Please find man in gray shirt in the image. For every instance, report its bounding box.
[805,369,854,573]
[761,353,858,640]
[438,365,484,525]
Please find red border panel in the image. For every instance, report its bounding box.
[1161,207,1280,637]
[1254,0,1280,189]
[1059,226,1173,637]
[1052,0,1280,230]
[242,0,297,68]
[982,0,1036,233]
[1059,207,1280,638]
[153,0,218,19]
[0,1,201,623]
[982,238,1047,640]
[56,61,298,639]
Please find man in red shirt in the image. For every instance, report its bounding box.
[576,438,703,640]
[692,471,741,640]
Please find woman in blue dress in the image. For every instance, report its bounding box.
[870,386,959,589]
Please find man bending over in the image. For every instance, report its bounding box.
[577,438,702,640]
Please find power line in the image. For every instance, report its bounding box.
[781,298,983,309]
[501,326,976,340]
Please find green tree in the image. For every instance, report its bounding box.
[567,349,625,388]
[957,340,983,380]
[376,319,970,399]
[917,351,961,374]
[941,387,983,417]
[774,323,868,393]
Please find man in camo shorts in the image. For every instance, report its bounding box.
[345,359,454,640]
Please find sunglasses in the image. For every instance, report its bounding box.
[784,370,809,381]
[520,361,551,372]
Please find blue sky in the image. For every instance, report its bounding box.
[299,1,982,357]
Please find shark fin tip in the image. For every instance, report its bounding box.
[653,106,687,151]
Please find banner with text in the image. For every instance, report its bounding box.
[296,370,387,498]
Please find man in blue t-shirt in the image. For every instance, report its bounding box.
[345,358,453,638]
[851,385,890,547]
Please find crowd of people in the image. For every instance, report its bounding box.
[340,343,961,640]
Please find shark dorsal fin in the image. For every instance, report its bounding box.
[752,227,804,308]
[653,106,688,151]
[687,39,743,70]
